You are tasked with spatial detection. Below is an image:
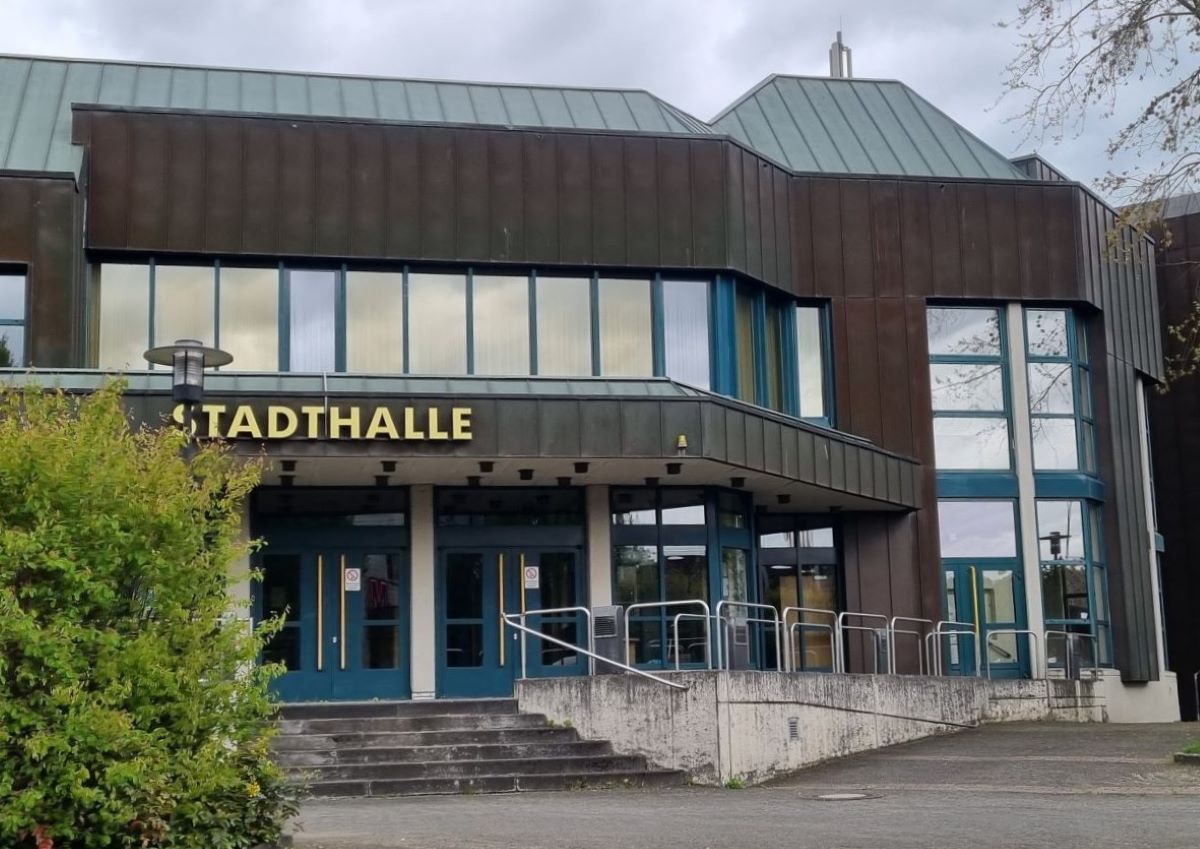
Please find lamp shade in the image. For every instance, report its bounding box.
[143,338,232,404]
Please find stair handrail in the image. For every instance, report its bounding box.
[512,605,595,677]
[502,612,688,691]
[984,628,1042,679]
[887,616,933,676]
[623,600,711,669]
[781,606,837,673]
[714,600,783,672]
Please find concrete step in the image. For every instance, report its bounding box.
[288,754,649,782]
[272,726,582,751]
[278,712,549,736]
[278,699,516,721]
[276,739,611,767]
[306,769,686,798]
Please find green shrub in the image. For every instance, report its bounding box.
[0,382,298,848]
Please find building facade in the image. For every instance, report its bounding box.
[0,55,1177,717]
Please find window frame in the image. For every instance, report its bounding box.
[1035,497,1112,667]
[1023,308,1096,474]
[0,267,29,367]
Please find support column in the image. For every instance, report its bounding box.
[1006,304,1046,670]
[586,485,612,607]
[409,484,436,699]
[1135,382,1167,674]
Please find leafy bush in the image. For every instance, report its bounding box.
[0,382,298,848]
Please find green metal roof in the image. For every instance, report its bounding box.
[0,56,1029,182]
[710,74,1029,180]
[0,55,711,174]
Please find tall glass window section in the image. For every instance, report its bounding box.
[472,275,529,375]
[220,267,279,371]
[927,306,1011,470]
[0,272,26,367]
[287,270,336,372]
[1024,309,1095,472]
[598,278,653,376]
[409,272,467,374]
[662,279,711,389]
[345,271,403,373]
[537,276,592,376]
[795,305,826,420]
[1036,499,1111,666]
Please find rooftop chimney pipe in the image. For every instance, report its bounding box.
[829,31,853,78]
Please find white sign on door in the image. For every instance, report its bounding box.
[344,567,362,592]
[523,565,540,590]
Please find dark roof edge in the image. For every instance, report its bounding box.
[0,167,78,183]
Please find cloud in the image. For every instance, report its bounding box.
[0,0,1175,197]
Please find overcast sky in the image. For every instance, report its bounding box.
[0,0,1171,197]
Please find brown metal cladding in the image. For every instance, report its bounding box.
[0,173,80,367]
[61,106,1166,674]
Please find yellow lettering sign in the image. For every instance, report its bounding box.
[365,407,400,440]
[300,406,326,439]
[171,402,474,441]
[329,406,362,439]
[452,407,472,440]
[267,406,299,438]
[403,407,425,440]
[427,407,449,440]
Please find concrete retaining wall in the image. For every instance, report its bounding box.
[517,671,1101,785]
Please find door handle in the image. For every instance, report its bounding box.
[316,554,324,671]
[339,554,347,670]
[498,552,506,666]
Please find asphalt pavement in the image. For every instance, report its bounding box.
[291,721,1200,849]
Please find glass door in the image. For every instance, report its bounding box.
[942,562,1027,678]
[257,547,410,702]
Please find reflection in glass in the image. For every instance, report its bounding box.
[537,276,591,376]
[800,562,837,668]
[1026,309,1069,357]
[363,626,399,669]
[473,275,529,375]
[615,545,659,605]
[346,272,403,373]
[97,263,150,369]
[932,417,1010,469]
[409,272,467,374]
[927,307,1001,356]
[1027,363,1075,414]
[798,528,835,547]
[735,286,756,401]
[796,306,826,418]
[0,326,24,367]
[662,279,710,389]
[764,302,784,411]
[446,624,483,667]
[612,489,657,525]
[759,531,795,549]
[220,267,278,371]
[1032,418,1079,469]
[664,545,708,601]
[1042,562,1088,620]
[1035,501,1085,560]
[0,274,25,320]
[538,552,577,610]
[362,554,400,620]
[929,363,1004,411]
[937,500,1017,557]
[721,548,748,602]
[599,278,652,376]
[288,270,336,372]
[261,554,301,670]
[155,265,215,349]
[661,489,706,524]
[445,553,483,619]
[540,621,579,667]
[718,492,748,529]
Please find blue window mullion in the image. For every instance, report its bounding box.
[278,263,289,371]
[147,259,157,355]
[529,271,539,376]
[335,265,347,373]
[590,272,601,376]
[465,268,475,375]
[401,266,410,374]
[651,274,665,377]
[712,275,737,397]
[752,292,768,406]
[213,260,221,353]
[782,302,799,417]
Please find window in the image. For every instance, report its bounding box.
[662,279,710,389]
[757,518,840,671]
[472,275,529,375]
[598,278,652,376]
[795,306,826,420]
[735,285,756,402]
[409,272,466,374]
[1025,309,1094,472]
[764,300,784,410]
[1037,499,1111,665]
[154,265,214,349]
[220,267,278,371]
[0,272,26,367]
[95,263,150,369]
[286,269,336,372]
[536,276,591,376]
[346,271,403,373]
[937,500,1018,558]
[927,307,1010,470]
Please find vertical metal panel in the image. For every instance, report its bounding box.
[488,131,524,262]
[496,398,539,456]
[313,124,351,256]
[874,297,913,456]
[656,138,692,267]
[418,127,456,259]
[579,399,621,457]
[756,156,777,285]
[454,129,490,261]
[842,297,882,443]
[828,439,845,491]
[1013,184,1045,298]
[724,407,747,466]
[241,118,281,255]
[619,401,661,456]
[958,183,991,298]
[86,111,130,248]
[126,114,168,249]
[743,415,765,471]
[809,178,844,297]
[555,134,590,264]
[689,139,726,269]
[589,135,625,264]
[869,181,903,297]
[523,133,559,260]
[347,126,386,258]
[660,401,702,458]
[724,145,746,273]
[899,181,932,297]
[839,180,872,297]
[203,117,243,252]
[740,148,763,281]
[700,402,727,461]
[761,418,782,475]
[276,121,315,255]
[788,178,814,298]
[1043,185,1078,300]
[623,136,659,268]
[771,164,792,292]
[537,400,581,456]
[927,182,963,296]
[383,130,421,257]
[985,184,1019,298]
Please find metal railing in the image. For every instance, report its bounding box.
[671,612,713,670]
[984,629,1042,679]
[511,606,594,678]
[835,612,890,674]
[714,600,783,672]
[1044,630,1101,680]
[888,616,933,676]
[502,613,687,690]
[624,600,711,669]
[781,606,837,673]
[926,620,980,677]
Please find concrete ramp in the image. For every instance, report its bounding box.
[516,672,1102,785]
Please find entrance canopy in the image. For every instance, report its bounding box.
[18,371,920,513]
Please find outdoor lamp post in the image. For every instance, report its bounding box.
[143,338,232,456]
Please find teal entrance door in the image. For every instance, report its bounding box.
[437,547,584,698]
[258,547,410,701]
[942,562,1028,678]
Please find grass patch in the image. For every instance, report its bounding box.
[723,777,746,790]
[1181,739,1200,755]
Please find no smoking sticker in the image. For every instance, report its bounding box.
[523,566,540,589]
[344,567,362,591]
